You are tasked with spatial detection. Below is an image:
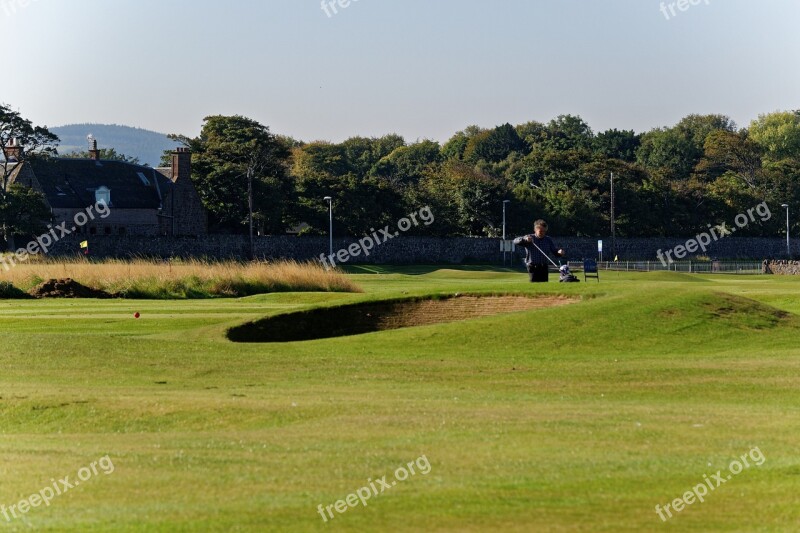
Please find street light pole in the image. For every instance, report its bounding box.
[502,200,510,266]
[324,197,333,259]
[611,172,616,259]
[782,204,790,258]
[247,166,254,261]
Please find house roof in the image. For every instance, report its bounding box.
[26,158,174,209]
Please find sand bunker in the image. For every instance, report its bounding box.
[228,294,576,343]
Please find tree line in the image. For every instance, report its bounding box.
[2,102,800,243]
[172,111,800,238]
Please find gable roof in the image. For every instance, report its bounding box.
[26,158,174,209]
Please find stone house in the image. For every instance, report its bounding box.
[7,140,207,236]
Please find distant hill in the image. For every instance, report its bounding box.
[50,124,182,167]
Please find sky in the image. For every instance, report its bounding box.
[2,0,799,144]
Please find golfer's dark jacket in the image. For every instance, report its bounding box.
[513,235,559,266]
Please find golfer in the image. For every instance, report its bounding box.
[513,220,564,283]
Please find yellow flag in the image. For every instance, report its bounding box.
[80,241,89,249]
[614,255,619,261]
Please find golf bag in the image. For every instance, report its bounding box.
[559,264,580,283]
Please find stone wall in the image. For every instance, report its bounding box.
[53,207,163,237]
[763,260,800,275]
[38,234,799,263]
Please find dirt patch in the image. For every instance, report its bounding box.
[28,278,113,299]
[228,294,577,343]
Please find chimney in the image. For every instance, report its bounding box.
[171,147,191,182]
[88,135,100,160]
[5,138,23,161]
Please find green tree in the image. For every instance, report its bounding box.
[749,111,800,162]
[371,140,442,187]
[637,114,736,179]
[463,123,526,164]
[0,185,52,243]
[443,160,508,236]
[637,127,701,179]
[0,103,59,249]
[295,171,403,236]
[339,135,406,178]
[696,130,764,190]
[593,129,640,162]
[172,115,293,234]
[676,114,737,148]
[541,115,594,152]
[515,121,547,151]
[441,126,484,160]
[291,141,350,178]
[63,147,141,165]
[292,141,406,235]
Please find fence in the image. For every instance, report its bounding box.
[565,261,764,275]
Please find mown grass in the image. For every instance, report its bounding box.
[0,258,361,298]
[0,268,798,531]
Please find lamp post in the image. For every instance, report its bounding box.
[502,200,510,266]
[782,203,790,258]
[610,172,616,259]
[247,166,254,261]
[324,196,333,259]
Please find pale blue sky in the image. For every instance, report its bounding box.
[2,0,798,143]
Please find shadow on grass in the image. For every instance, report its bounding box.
[0,281,34,299]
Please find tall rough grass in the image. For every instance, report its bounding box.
[0,258,362,299]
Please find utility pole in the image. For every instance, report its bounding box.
[610,172,616,259]
[324,197,333,259]
[247,166,254,261]
[502,200,510,266]
[783,204,790,258]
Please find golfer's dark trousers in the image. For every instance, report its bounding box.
[527,263,549,283]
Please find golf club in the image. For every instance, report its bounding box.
[528,238,561,268]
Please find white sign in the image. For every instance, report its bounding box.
[598,240,603,253]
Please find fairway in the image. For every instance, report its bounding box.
[1,267,799,532]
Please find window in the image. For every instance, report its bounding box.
[90,227,97,235]
[136,172,150,186]
[118,227,126,235]
[95,186,111,205]
[104,226,112,235]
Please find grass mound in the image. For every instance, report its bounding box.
[701,293,791,330]
[640,271,709,282]
[649,291,794,332]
